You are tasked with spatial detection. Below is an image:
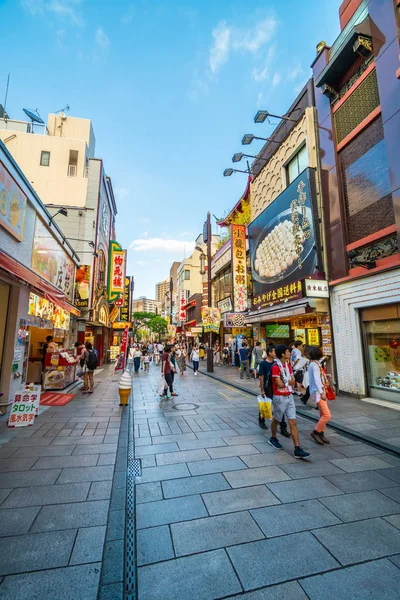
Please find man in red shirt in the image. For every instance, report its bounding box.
[268,344,310,459]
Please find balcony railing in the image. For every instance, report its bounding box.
[67,164,77,177]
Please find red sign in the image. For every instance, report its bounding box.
[178,290,186,322]
[115,325,129,372]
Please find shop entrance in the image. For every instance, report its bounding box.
[361,303,400,403]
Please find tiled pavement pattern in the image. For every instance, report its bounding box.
[196,361,400,454]
[0,366,125,600]
[135,364,400,600]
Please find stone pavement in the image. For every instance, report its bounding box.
[134,363,400,600]
[0,365,127,600]
[195,360,400,455]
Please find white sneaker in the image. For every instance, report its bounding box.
[194,372,197,376]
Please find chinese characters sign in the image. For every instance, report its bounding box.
[74,265,91,308]
[248,168,318,310]
[231,224,248,312]
[108,241,127,302]
[305,279,329,298]
[253,280,303,308]
[217,297,233,313]
[120,277,131,322]
[0,161,27,242]
[178,290,187,322]
[201,307,221,333]
[8,390,40,427]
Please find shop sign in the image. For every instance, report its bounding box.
[74,265,91,308]
[253,280,303,308]
[28,293,70,330]
[265,324,290,339]
[108,241,127,302]
[8,390,39,427]
[191,326,203,334]
[307,328,320,346]
[232,327,251,336]
[217,296,233,313]
[248,168,318,309]
[178,290,187,322]
[224,313,247,328]
[109,305,120,323]
[201,307,221,333]
[99,306,108,325]
[31,218,75,300]
[294,328,306,345]
[320,315,332,355]
[120,276,131,322]
[115,325,129,372]
[305,279,329,298]
[231,224,248,312]
[113,321,132,329]
[0,161,27,242]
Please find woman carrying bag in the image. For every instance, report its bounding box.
[309,346,334,445]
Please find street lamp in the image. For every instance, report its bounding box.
[241,134,277,146]
[254,109,298,123]
[232,152,268,163]
[49,207,68,224]
[223,168,253,177]
[203,212,214,374]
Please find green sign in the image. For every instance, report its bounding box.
[265,324,290,339]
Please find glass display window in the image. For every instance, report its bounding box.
[363,317,400,396]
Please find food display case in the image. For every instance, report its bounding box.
[43,349,78,390]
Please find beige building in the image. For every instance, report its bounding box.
[155,279,169,304]
[133,297,161,314]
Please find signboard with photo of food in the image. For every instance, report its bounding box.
[0,161,27,242]
[248,168,318,310]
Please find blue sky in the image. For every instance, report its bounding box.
[2,0,342,299]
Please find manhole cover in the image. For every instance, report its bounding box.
[172,403,199,411]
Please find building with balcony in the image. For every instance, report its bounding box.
[133,297,161,314]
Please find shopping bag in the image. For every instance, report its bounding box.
[257,395,272,419]
[157,376,167,396]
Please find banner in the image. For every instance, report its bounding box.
[115,325,129,372]
[120,276,131,322]
[0,161,27,242]
[108,241,127,302]
[201,306,221,333]
[178,290,186,322]
[248,168,317,310]
[231,224,248,312]
[74,265,91,308]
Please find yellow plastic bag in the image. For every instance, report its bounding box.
[257,395,272,420]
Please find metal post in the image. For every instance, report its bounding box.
[206,212,214,373]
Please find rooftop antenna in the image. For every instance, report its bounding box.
[55,104,70,115]
[22,108,45,133]
[3,73,10,117]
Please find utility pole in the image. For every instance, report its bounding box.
[206,211,214,373]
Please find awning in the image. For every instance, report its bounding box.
[0,249,80,317]
[184,300,197,310]
[246,300,311,323]
[184,319,197,327]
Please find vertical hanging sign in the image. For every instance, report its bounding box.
[108,241,127,302]
[120,277,131,322]
[178,290,186,322]
[231,224,248,312]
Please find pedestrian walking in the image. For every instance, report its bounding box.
[199,343,205,361]
[239,343,251,379]
[81,341,98,394]
[191,344,200,375]
[258,345,290,436]
[154,344,160,366]
[268,344,310,459]
[291,340,304,395]
[176,345,187,375]
[143,350,150,372]
[309,346,332,444]
[214,343,221,366]
[252,341,263,379]
[133,346,142,373]
[222,343,230,365]
[161,345,178,397]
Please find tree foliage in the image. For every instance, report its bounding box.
[132,312,167,340]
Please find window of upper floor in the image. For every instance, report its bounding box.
[184,270,190,280]
[68,150,78,177]
[40,151,50,167]
[286,144,307,185]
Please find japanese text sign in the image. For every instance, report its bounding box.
[305,279,329,298]
[120,277,131,322]
[178,290,187,322]
[108,241,127,302]
[231,224,248,312]
[8,390,39,427]
[248,168,318,309]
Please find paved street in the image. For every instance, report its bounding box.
[0,366,126,599]
[134,363,400,600]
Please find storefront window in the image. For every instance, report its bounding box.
[364,317,400,395]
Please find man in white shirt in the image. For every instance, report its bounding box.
[291,340,303,395]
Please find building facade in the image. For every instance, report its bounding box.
[0,141,80,412]
[155,279,169,304]
[312,0,400,401]
[133,297,161,314]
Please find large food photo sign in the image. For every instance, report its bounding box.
[248,168,318,310]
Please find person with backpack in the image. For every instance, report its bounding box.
[81,341,98,394]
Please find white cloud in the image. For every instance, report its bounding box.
[272,72,281,87]
[115,187,129,198]
[130,238,195,254]
[233,17,277,53]
[187,69,209,102]
[96,27,110,49]
[121,4,134,24]
[209,21,231,74]
[252,45,276,82]
[21,0,84,27]
[287,62,305,80]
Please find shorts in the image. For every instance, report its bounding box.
[272,394,296,422]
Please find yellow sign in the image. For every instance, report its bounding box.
[201,307,221,333]
[307,328,320,346]
[113,321,132,329]
[231,224,248,312]
[0,161,27,242]
[108,241,127,302]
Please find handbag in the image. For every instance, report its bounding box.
[257,395,272,419]
[320,365,336,400]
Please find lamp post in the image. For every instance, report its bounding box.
[204,212,214,373]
